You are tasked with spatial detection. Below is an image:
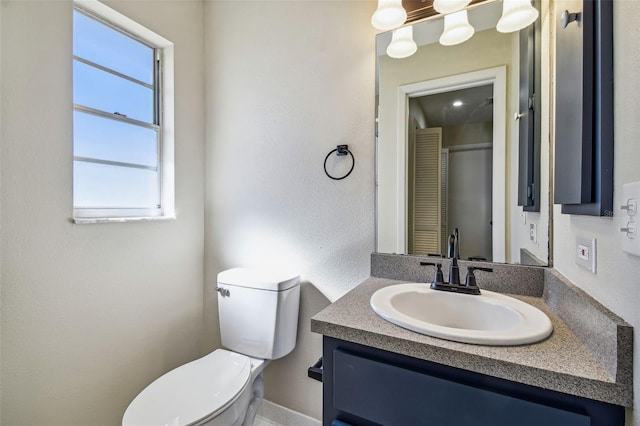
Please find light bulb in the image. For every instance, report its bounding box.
[371,0,407,31]
[496,0,539,33]
[433,0,472,15]
[386,26,418,59]
[439,10,475,46]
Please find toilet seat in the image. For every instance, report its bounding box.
[122,349,252,426]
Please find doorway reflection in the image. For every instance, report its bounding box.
[407,84,494,260]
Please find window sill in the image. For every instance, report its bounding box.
[72,215,176,224]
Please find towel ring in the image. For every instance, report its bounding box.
[324,145,355,181]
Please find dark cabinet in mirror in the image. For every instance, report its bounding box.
[517,4,541,212]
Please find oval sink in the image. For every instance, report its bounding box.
[370,283,552,345]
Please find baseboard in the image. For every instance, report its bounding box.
[256,399,321,426]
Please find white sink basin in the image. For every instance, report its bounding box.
[370,283,553,345]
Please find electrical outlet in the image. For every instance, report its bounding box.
[577,244,589,261]
[575,236,596,273]
[621,182,640,257]
[529,223,537,243]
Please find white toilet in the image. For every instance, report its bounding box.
[122,268,301,426]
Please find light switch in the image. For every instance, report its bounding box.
[621,182,640,257]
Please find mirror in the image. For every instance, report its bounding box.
[375,0,551,265]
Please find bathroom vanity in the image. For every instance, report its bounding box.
[311,254,633,426]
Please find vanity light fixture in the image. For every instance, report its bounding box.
[382,0,539,58]
[371,0,408,31]
[496,0,539,33]
[439,10,475,46]
[433,0,472,15]
[387,26,418,59]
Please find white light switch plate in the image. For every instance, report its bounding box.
[621,182,640,257]
[575,236,596,273]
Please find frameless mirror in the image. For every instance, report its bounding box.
[375,0,551,265]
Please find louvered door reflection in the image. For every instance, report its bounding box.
[411,128,442,255]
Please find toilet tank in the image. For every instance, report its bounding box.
[217,268,300,360]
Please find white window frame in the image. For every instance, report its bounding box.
[72,0,175,224]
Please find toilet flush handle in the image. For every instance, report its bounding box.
[217,287,230,297]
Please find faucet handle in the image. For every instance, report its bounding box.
[420,262,445,284]
[464,266,493,288]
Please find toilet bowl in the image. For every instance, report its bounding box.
[123,350,266,426]
[123,268,300,426]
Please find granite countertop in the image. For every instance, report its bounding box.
[311,276,633,407]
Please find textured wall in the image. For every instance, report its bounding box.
[0,1,205,424]
[372,4,640,419]
[552,1,640,425]
[203,1,377,419]
[0,2,3,421]
[5,0,637,425]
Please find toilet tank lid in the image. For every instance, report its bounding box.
[218,267,300,291]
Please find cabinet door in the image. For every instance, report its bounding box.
[333,349,590,426]
[554,0,594,205]
[553,0,613,216]
[517,1,541,212]
[323,337,625,426]
[411,128,442,255]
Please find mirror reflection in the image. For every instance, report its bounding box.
[376,0,550,265]
[408,85,494,260]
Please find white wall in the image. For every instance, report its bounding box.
[0,1,3,421]
[203,0,376,419]
[552,2,640,425]
[0,1,205,424]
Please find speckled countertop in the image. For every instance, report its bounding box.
[311,258,633,407]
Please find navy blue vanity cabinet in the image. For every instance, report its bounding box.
[322,337,624,426]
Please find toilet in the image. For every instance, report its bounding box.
[122,268,301,426]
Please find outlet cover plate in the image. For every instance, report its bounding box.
[575,236,596,273]
[621,182,640,257]
[529,223,537,243]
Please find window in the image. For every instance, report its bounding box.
[72,2,174,222]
